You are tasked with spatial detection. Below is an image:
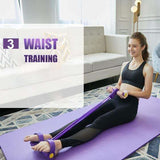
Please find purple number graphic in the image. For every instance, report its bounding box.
[3,38,19,49]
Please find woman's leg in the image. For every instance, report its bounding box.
[60,126,102,147]
[28,99,115,148]
[50,99,116,139]
[59,109,121,148]
[32,96,138,156]
[26,97,117,143]
[24,120,76,142]
[32,127,102,154]
[89,97,138,130]
[60,98,138,147]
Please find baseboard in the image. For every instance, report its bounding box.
[0,108,26,116]
[84,75,119,91]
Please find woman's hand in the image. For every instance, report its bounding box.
[106,86,114,93]
[117,90,128,99]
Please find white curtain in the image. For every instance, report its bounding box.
[58,0,116,34]
[58,0,82,24]
[0,0,23,24]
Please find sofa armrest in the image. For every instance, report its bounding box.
[105,35,130,57]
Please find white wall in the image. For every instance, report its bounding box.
[138,0,160,65]
[116,0,160,66]
[21,0,57,23]
[116,0,132,35]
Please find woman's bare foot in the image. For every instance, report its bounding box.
[24,134,52,142]
[32,140,62,157]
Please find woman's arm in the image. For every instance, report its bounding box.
[107,62,128,92]
[114,75,122,89]
[128,64,153,99]
[114,62,128,89]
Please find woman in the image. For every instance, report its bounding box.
[24,32,153,157]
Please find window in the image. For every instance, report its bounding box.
[0,0,23,24]
[57,0,116,34]
[58,0,82,24]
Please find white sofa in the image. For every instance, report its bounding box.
[84,26,129,84]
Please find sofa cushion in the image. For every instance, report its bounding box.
[84,26,105,55]
[84,53,126,72]
[0,62,81,90]
[84,62,92,73]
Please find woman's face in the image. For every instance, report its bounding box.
[128,38,145,58]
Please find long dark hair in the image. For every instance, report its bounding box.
[130,32,149,62]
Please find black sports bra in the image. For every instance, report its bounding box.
[122,61,146,89]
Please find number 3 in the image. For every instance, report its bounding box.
[7,39,14,49]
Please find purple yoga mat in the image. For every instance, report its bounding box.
[0,97,160,160]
